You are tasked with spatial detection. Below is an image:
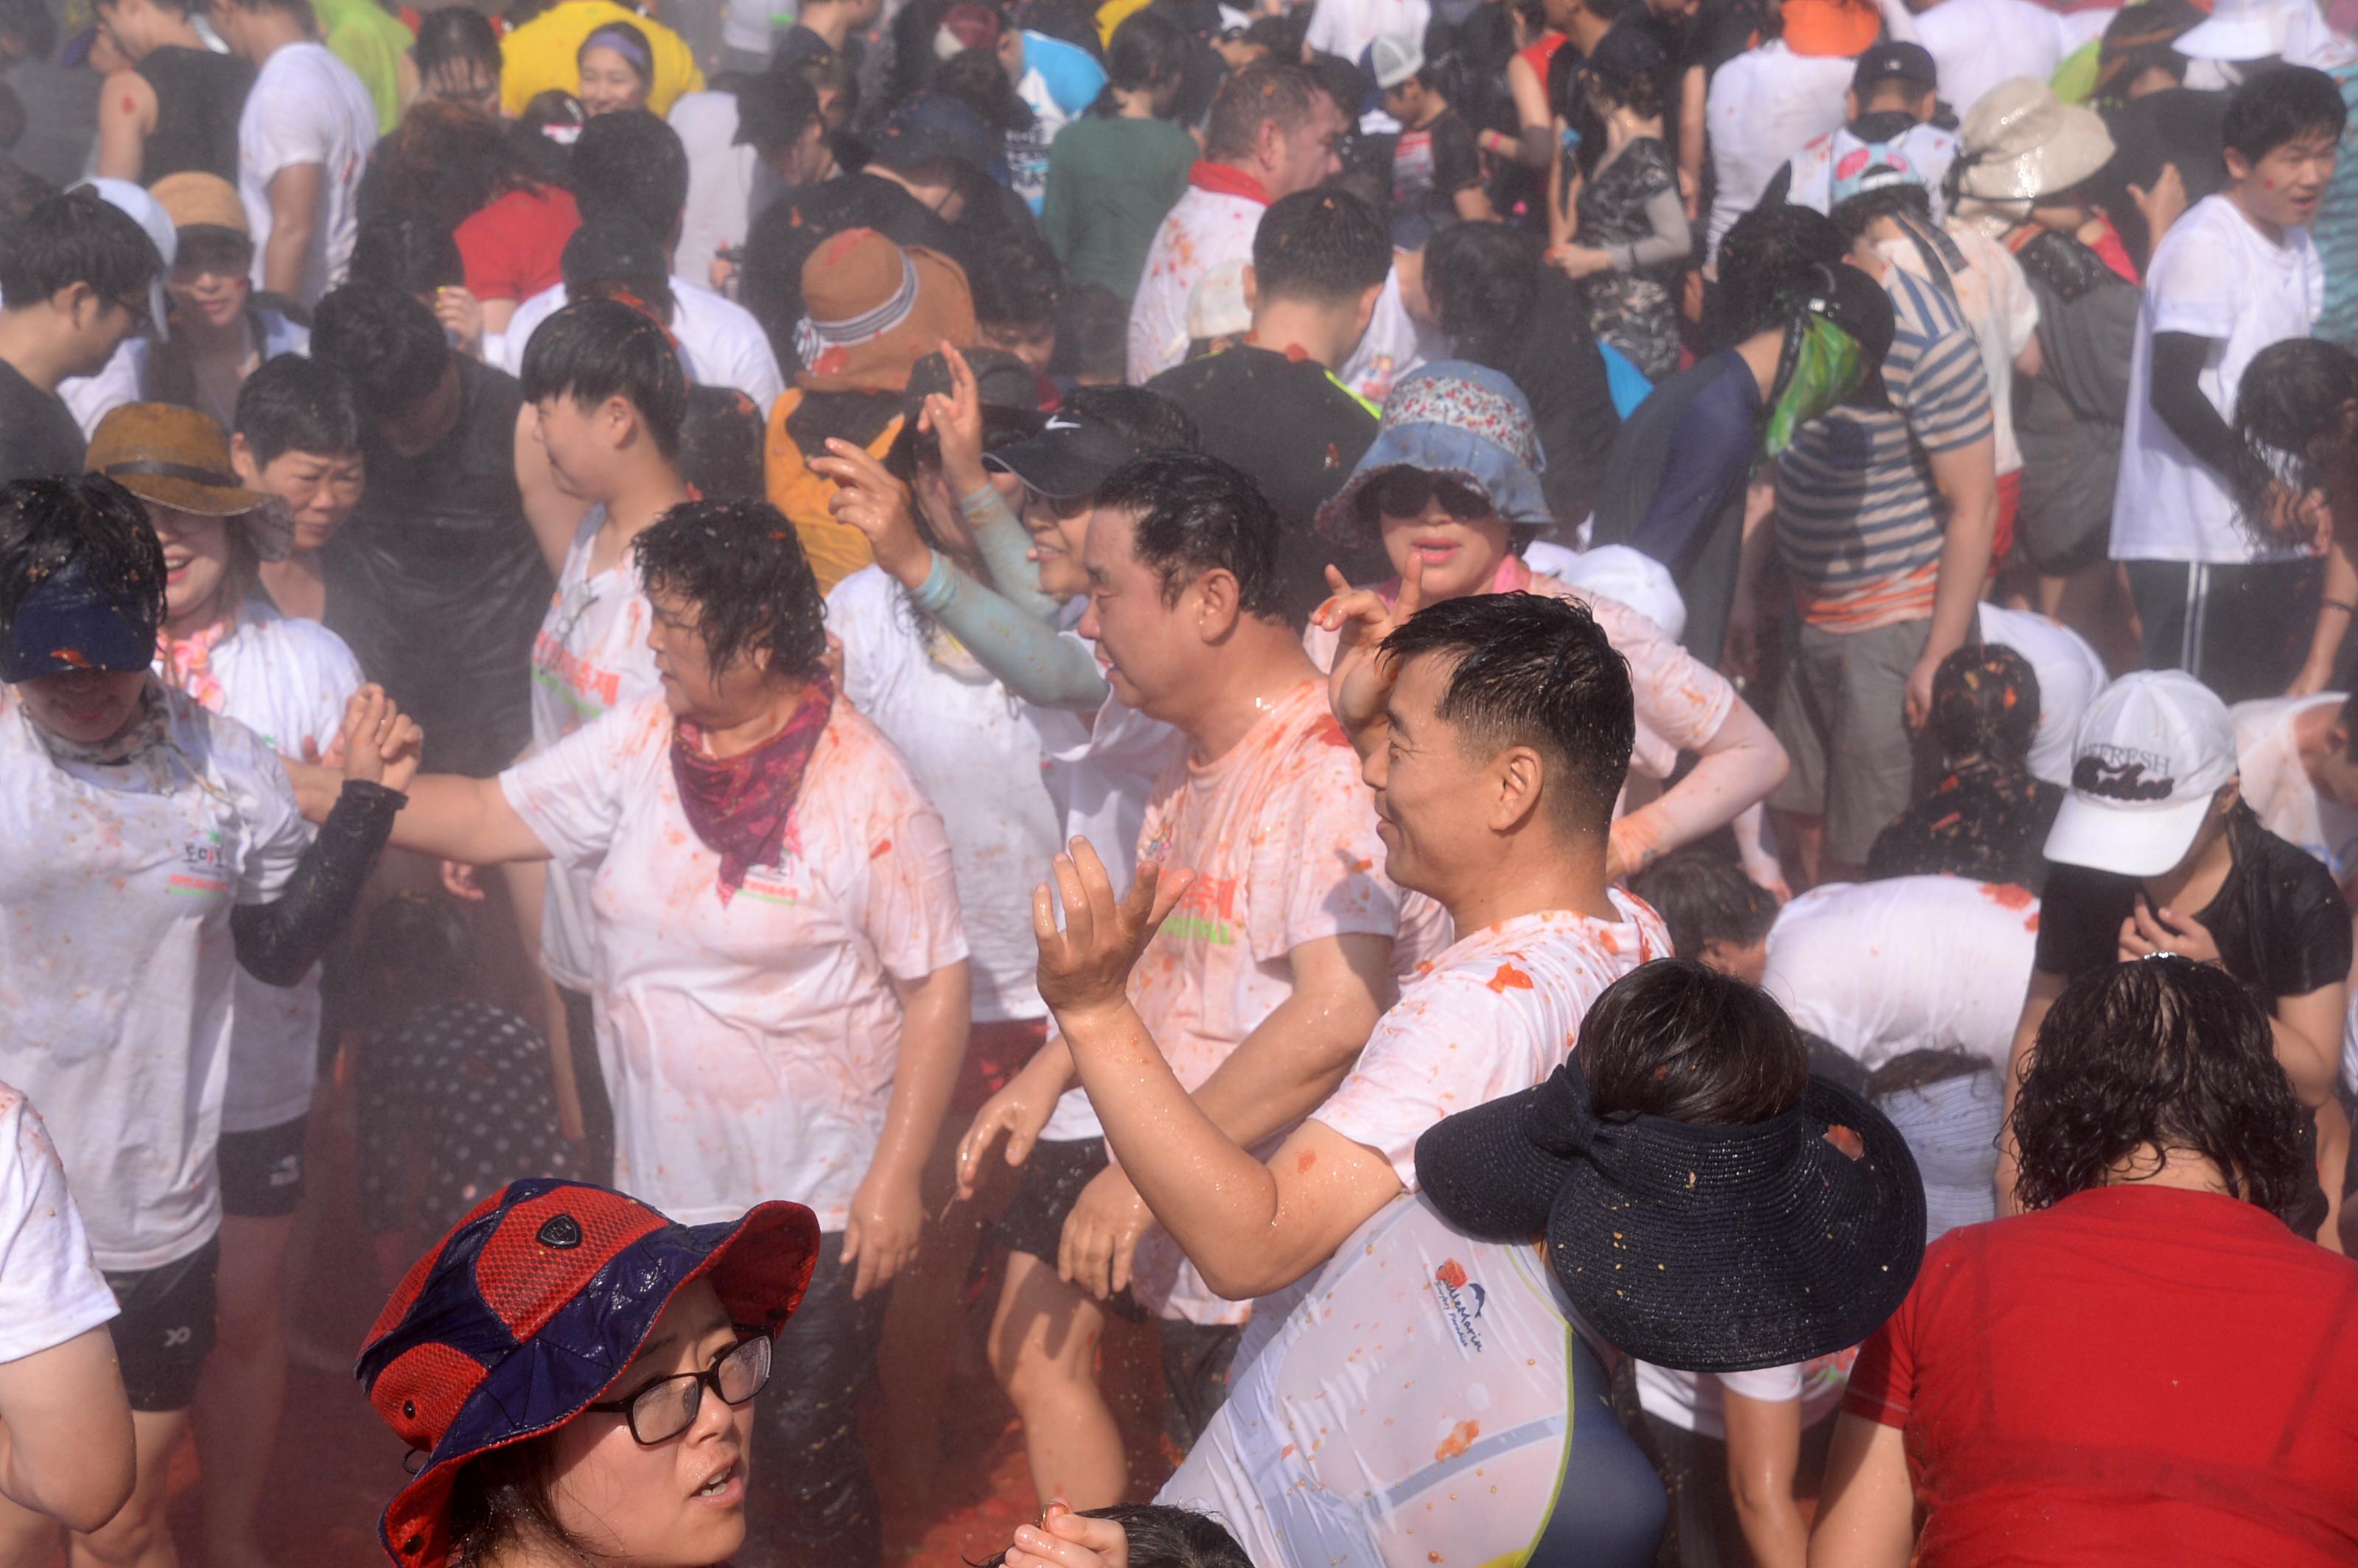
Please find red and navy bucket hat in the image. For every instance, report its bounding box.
[354,1179,820,1568]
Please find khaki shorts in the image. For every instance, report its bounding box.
[1769,616,1942,867]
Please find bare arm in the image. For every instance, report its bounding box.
[262,163,323,298]
[1679,65,1707,222]
[1723,1389,1808,1568]
[1723,476,1779,678]
[0,1326,135,1534]
[2292,535,2358,696]
[1506,54,1554,169]
[1454,183,1500,223]
[2272,981,2345,1109]
[1608,694,1788,879]
[1907,435,1999,731]
[843,960,972,1299]
[1808,1414,1915,1568]
[1995,966,2067,1215]
[94,71,155,183]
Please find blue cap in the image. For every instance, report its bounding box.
[0,557,159,685]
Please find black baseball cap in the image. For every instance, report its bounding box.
[984,407,1144,500]
[1851,41,1937,93]
[1804,261,1898,408]
[886,346,1045,479]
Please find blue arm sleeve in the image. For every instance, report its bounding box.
[909,486,1109,710]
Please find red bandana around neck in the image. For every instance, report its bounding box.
[670,674,836,900]
[1187,161,1272,205]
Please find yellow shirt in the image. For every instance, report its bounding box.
[1095,0,1152,46]
[500,0,704,118]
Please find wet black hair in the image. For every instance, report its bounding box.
[1204,60,1330,163]
[1377,591,1637,835]
[970,239,1063,334]
[1575,24,1668,170]
[1424,220,1544,358]
[377,98,538,233]
[1866,1045,1992,1101]
[0,187,160,312]
[632,499,828,680]
[677,386,768,501]
[519,296,689,459]
[1713,203,1849,345]
[935,46,1038,134]
[558,217,677,322]
[1059,384,1198,454]
[1580,958,1811,1127]
[1252,187,1390,307]
[570,108,689,241]
[2236,336,2358,498]
[310,281,452,419]
[2222,63,2348,167]
[235,352,363,467]
[1094,452,1286,621]
[413,5,503,87]
[2012,956,2309,1216]
[0,475,164,643]
[1094,8,1191,116]
[1626,850,1780,962]
[976,1505,1253,1568]
[346,206,466,298]
[1928,642,2040,767]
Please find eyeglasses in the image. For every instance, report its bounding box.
[584,1333,772,1445]
[1361,467,1493,525]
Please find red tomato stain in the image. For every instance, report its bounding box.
[1297,1149,1318,1173]
[1434,1419,1480,1461]
[1980,883,2034,909]
[120,94,136,115]
[1486,962,1533,993]
[1311,713,1353,748]
[1823,1124,1864,1159]
[868,838,892,858]
[1435,1258,1468,1289]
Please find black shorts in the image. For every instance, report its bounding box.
[218,1116,307,1219]
[103,1239,220,1413]
[996,1137,1144,1320]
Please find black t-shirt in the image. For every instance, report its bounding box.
[322,357,551,778]
[1145,346,1390,625]
[136,44,253,186]
[1393,108,1482,221]
[0,359,87,487]
[2035,803,2354,998]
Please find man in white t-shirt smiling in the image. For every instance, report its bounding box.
[2112,65,2347,701]
[1026,587,1664,1325]
[206,0,377,307]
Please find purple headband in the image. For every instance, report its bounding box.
[580,24,655,80]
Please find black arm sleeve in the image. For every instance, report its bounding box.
[2149,332,2250,483]
[230,780,405,988]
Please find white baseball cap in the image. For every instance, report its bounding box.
[71,177,174,344]
[2043,671,2239,878]
[1371,32,1424,90]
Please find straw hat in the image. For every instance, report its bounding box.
[1956,79,2116,206]
[88,404,285,551]
[793,228,976,394]
[148,172,248,238]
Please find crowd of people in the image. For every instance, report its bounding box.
[0,0,2355,1563]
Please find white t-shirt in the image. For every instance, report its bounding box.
[1633,1355,1851,1441]
[1879,223,2039,479]
[1314,898,1667,1186]
[238,41,377,308]
[1976,602,2107,788]
[0,1082,117,1362]
[501,699,968,1230]
[1335,265,1442,407]
[1038,670,1186,1143]
[2112,193,2323,564]
[1781,122,1959,222]
[0,687,309,1270]
[670,90,774,297]
[1912,0,2073,122]
[1304,0,1430,71]
[159,602,364,1133]
[1116,680,1410,1325]
[1128,184,1265,384]
[1705,43,1856,265]
[2236,693,2358,886]
[531,508,664,992]
[1760,874,2040,1073]
[827,567,1083,1021]
[496,277,787,416]
[1161,1193,1627,1564]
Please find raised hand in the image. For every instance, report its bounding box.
[920,339,992,500]
[1032,838,1192,1027]
[1309,556,1424,754]
[814,438,933,589]
[339,685,421,794]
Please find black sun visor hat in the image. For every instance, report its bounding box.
[982,407,1143,500]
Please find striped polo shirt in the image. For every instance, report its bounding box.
[1774,262,1993,631]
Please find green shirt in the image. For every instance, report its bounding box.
[312,0,413,133]
[1040,113,1197,302]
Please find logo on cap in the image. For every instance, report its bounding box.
[2072,745,2175,802]
[537,1214,583,1250]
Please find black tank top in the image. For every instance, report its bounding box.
[135,45,254,186]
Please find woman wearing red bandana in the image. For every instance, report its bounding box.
[295,497,972,1568]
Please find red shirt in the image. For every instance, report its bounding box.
[453,184,581,304]
[1846,1186,2358,1566]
